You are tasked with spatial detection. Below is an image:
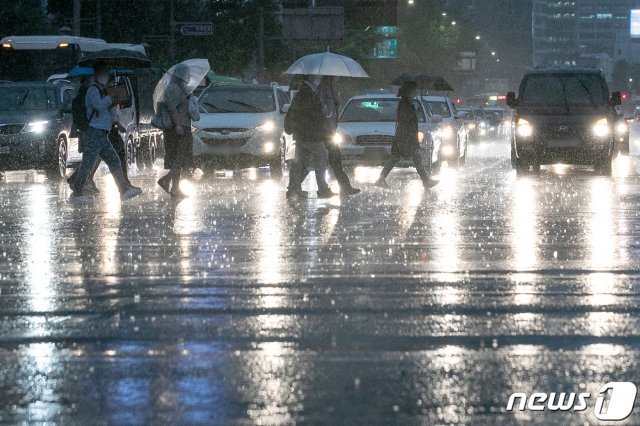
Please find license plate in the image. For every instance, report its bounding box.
[0,146,9,154]
[547,138,581,148]
[364,147,387,160]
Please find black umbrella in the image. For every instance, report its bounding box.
[392,72,454,92]
[77,49,152,69]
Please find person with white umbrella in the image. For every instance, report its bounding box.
[153,59,209,198]
[284,51,368,199]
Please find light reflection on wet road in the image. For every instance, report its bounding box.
[2,134,640,423]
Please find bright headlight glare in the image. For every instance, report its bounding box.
[440,125,454,138]
[332,133,344,145]
[257,120,275,132]
[417,131,425,142]
[615,121,628,134]
[593,118,610,138]
[23,120,49,134]
[442,145,455,156]
[468,123,476,130]
[516,118,533,137]
[263,142,274,153]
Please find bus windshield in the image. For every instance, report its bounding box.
[0,48,79,81]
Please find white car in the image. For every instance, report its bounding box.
[421,95,469,166]
[332,94,441,170]
[193,83,291,176]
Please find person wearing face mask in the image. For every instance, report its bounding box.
[69,61,142,203]
[284,74,334,200]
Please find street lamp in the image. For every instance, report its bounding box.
[408,0,414,4]
[491,51,496,56]
[475,35,481,40]
[451,21,457,26]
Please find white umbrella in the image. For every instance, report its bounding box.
[284,51,369,78]
[154,58,210,111]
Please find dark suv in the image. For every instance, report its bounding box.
[507,68,621,175]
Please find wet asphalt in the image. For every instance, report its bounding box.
[2,132,640,424]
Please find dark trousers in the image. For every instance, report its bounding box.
[72,127,128,194]
[288,140,329,192]
[380,148,429,182]
[301,140,353,189]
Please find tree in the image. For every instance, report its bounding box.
[0,0,51,36]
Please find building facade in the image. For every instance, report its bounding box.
[533,0,640,75]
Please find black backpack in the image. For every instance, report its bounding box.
[71,84,101,136]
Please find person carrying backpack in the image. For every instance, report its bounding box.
[69,62,142,203]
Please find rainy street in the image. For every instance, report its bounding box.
[0,132,639,424]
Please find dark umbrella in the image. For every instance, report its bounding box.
[392,72,454,92]
[77,49,151,69]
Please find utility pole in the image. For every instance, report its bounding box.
[258,7,265,82]
[73,0,81,36]
[169,0,176,61]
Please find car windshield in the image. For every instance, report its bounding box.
[519,73,607,108]
[426,100,451,118]
[485,109,504,120]
[340,98,426,123]
[199,86,275,113]
[0,86,58,111]
[458,108,475,118]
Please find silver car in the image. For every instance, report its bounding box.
[332,94,441,171]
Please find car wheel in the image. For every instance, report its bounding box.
[47,136,67,180]
[594,155,612,176]
[126,137,136,169]
[515,158,529,175]
[269,143,284,178]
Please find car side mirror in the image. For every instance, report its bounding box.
[430,114,444,124]
[506,92,518,108]
[610,91,622,107]
[281,103,290,114]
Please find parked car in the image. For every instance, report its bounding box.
[0,81,80,178]
[331,94,441,171]
[193,83,290,176]
[421,95,468,166]
[507,67,620,175]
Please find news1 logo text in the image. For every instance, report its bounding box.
[506,382,637,421]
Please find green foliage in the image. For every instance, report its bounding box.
[0,0,51,36]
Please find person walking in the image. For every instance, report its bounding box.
[69,61,142,203]
[375,81,438,189]
[314,76,360,196]
[285,74,335,200]
[156,67,196,199]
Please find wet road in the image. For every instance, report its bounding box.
[2,133,640,424]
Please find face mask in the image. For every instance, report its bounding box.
[96,74,109,86]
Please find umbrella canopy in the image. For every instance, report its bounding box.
[77,48,151,69]
[153,59,210,111]
[284,51,369,78]
[392,72,454,92]
[66,65,133,78]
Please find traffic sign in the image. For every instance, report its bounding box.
[180,23,213,36]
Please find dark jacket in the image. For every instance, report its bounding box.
[284,82,327,144]
[393,96,419,157]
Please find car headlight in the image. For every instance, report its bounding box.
[23,120,49,134]
[593,118,610,138]
[479,121,486,128]
[615,121,628,135]
[439,125,454,139]
[332,133,344,145]
[256,120,276,132]
[516,118,533,138]
[441,145,455,156]
[263,142,274,153]
[468,123,476,130]
[417,131,425,142]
